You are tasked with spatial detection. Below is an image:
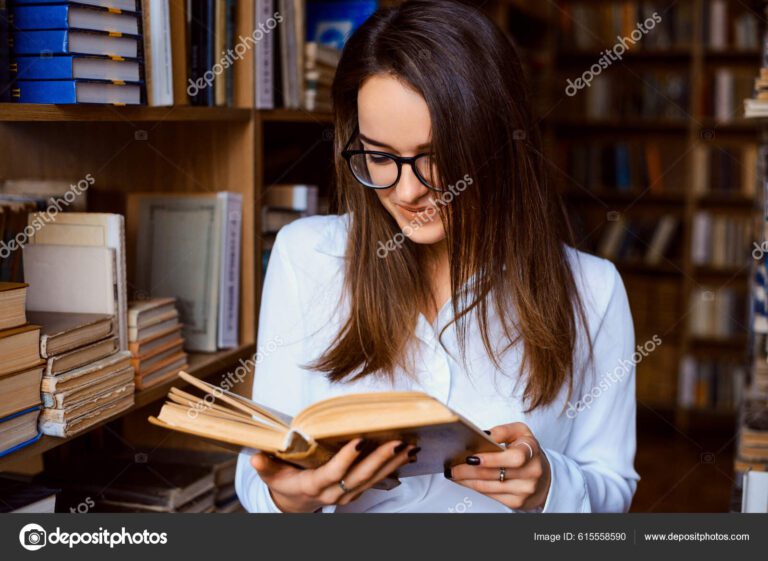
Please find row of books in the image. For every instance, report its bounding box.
[559,1,760,53]
[692,144,758,196]
[558,1,693,52]
[563,141,682,194]
[0,0,244,106]
[596,214,679,265]
[678,355,746,411]
[1,188,242,353]
[702,0,762,52]
[745,68,768,118]
[254,0,374,110]
[624,278,680,345]
[0,448,242,513]
[564,70,690,121]
[691,211,752,268]
[688,287,747,339]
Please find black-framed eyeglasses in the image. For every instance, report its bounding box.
[341,131,442,191]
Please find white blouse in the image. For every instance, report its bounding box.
[235,214,640,513]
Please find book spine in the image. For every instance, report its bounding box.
[16,79,78,103]
[218,192,241,349]
[12,30,69,55]
[15,55,75,80]
[144,1,174,109]
[169,0,188,105]
[11,5,70,30]
[254,0,274,109]
[0,0,10,103]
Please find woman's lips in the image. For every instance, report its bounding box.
[395,203,436,221]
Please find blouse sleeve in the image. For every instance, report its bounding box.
[234,225,315,513]
[540,264,640,512]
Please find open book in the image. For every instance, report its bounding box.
[148,373,502,477]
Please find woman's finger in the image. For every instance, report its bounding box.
[250,453,299,484]
[448,463,534,482]
[306,438,365,493]
[464,436,539,469]
[341,440,406,490]
[452,477,537,496]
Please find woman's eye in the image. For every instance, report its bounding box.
[367,154,392,165]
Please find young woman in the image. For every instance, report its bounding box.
[235,0,639,513]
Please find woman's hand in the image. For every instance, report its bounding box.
[447,422,551,511]
[250,438,417,512]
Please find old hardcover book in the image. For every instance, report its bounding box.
[39,392,134,438]
[29,311,114,359]
[128,324,182,356]
[0,324,41,377]
[150,373,502,476]
[40,351,131,394]
[42,366,134,409]
[0,363,44,418]
[0,282,28,331]
[40,381,135,424]
[44,337,118,376]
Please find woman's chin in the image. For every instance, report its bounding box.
[401,225,446,245]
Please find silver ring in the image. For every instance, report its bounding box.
[498,467,506,482]
[338,479,351,493]
[515,441,534,460]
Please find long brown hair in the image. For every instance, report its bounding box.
[312,0,590,411]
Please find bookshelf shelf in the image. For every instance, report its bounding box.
[0,344,256,471]
[0,103,253,122]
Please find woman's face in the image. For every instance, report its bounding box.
[357,74,446,245]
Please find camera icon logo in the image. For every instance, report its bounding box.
[19,523,47,551]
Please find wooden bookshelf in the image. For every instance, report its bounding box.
[0,104,253,122]
[548,0,763,427]
[0,344,256,470]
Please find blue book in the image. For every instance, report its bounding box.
[306,0,378,50]
[13,4,140,35]
[615,144,631,191]
[16,79,141,104]
[16,55,140,82]
[13,29,139,57]
[11,0,139,11]
[0,406,42,459]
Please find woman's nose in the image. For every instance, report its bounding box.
[395,163,429,204]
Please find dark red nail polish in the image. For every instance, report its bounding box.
[466,455,481,466]
[355,439,366,451]
[407,446,421,458]
[443,466,453,479]
[394,442,407,454]
[483,430,491,435]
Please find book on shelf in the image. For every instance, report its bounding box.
[0,282,27,331]
[168,0,188,105]
[49,455,216,513]
[254,0,275,109]
[678,355,746,411]
[28,311,115,359]
[595,215,679,265]
[691,211,751,268]
[712,68,753,123]
[704,0,761,51]
[688,287,748,339]
[117,447,242,512]
[129,192,242,353]
[42,336,119,377]
[141,0,173,106]
[0,200,36,283]
[26,212,128,351]
[0,324,41,377]
[11,3,140,35]
[0,0,11,103]
[128,297,187,390]
[692,144,758,196]
[15,80,142,104]
[149,372,501,477]
[741,471,768,512]
[11,0,140,10]
[0,477,58,514]
[12,29,140,58]
[0,406,41,458]
[14,55,141,82]
[0,364,44,420]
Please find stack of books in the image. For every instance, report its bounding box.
[304,42,340,112]
[51,455,216,513]
[10,0,144,105]
[129,192,242,352]
[128,297,187,390]
[30,311,134,438]
[736,399,768,473]
[0,282,43,458]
